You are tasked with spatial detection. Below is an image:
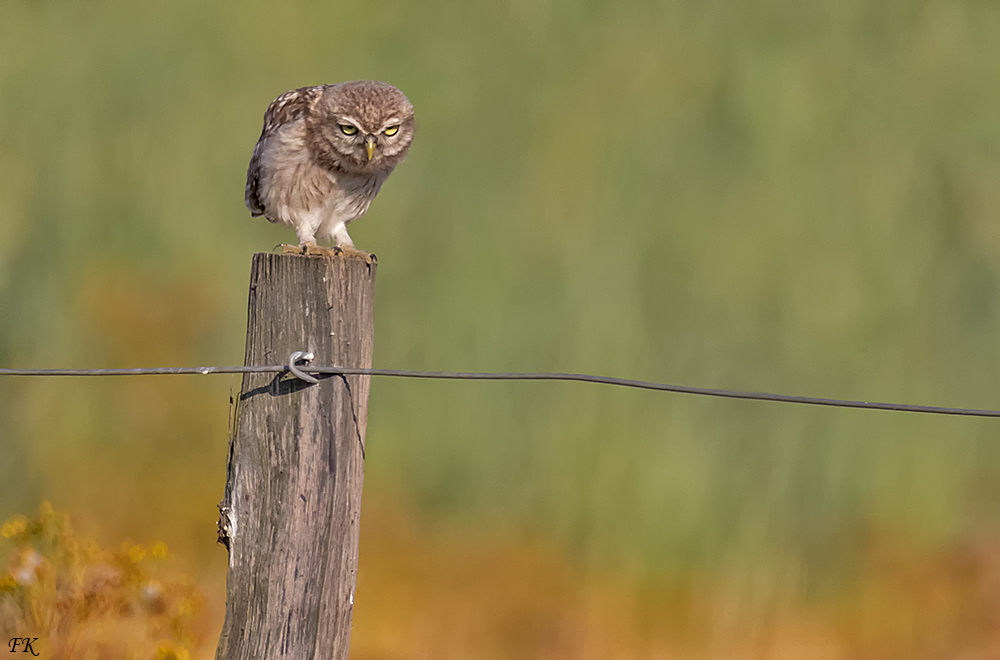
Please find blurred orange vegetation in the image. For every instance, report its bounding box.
[5,502,1000,660]
[0,503,206,660]
[352,502,1000,660]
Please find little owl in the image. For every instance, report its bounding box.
[245,81,415,253]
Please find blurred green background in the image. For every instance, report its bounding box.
[2,0,1000,654]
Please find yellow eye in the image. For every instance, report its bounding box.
[384,125,399,137]
[340,124,358,136]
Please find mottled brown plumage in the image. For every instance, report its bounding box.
[246,81,415,250]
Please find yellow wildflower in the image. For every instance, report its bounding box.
[128,544,147,563]
[151,541,169,559]
[1,515,28,539]
[156,643,191,660]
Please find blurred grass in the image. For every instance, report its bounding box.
[1,0,1000,642]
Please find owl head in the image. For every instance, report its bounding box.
[308,80,415,175]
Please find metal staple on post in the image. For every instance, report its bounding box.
[287,350,319,384]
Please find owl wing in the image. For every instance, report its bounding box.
[245,86,325,216]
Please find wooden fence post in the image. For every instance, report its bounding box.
[215,251,377,660]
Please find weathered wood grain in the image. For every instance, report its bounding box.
[216,251,376,660]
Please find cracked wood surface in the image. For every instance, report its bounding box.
[216,251,376,660]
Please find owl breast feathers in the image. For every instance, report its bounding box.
[246,81,415,250]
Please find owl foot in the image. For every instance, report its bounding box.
[281,243,315,255]
[332,245,372,260]
[282,243,375,264]
[280,243,329,257]
[331,245,377,265]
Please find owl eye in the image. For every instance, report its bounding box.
[339,124,358,136]
[384,125,400,137]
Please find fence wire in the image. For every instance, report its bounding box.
[1,361,998,418]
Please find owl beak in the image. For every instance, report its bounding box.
[365,136,376,161]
